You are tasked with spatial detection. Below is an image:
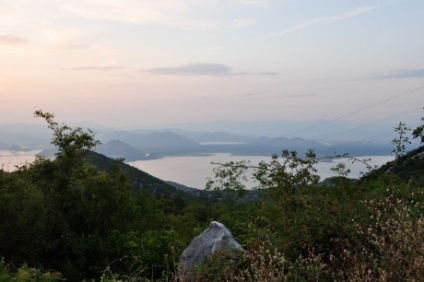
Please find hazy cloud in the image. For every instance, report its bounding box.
[61,1,218,31]
[268,6,377,37]
[235,0,264,5]
[235,92,314,99]
[0,34,30,46]
[147,63,234,76]
[235,92,262,97]
[259,71,278,76]
[374,69,424,79]
[65,65,124,71]
[280,94,315,98]
[231,18,257,29]
[146,63,276,76]
[52,42,92,51]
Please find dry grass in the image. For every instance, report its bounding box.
[186,188,424,282]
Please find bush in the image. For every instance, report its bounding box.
[0,258,62,282]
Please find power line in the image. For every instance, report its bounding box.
[130,88,424,186]
[286,85,423,138]
[240,105,423,155]
[131,110,421,185]
[137,107,423,182]
[314,107,422,142]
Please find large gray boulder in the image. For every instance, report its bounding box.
[178,221,243,276]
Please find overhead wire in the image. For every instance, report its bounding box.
[285,85,423,138]
[223,86,424,153]
[313,107,422,142]
[2,86,423,184]
[129,86,424,183]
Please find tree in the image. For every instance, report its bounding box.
[391,121,411,159]
[34,110,100,165]
[254,149,320,193]
[412,109,424,144]
[27,110,138,280]
[206,160,249,221]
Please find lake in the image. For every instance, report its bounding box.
[128,153,394,189]
[0,150,394,189]
[0,150,41,172]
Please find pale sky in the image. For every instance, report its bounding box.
[1,0,423,129]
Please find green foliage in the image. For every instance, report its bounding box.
[361,145,424,188]
[330,162,351,177]
[253,149,320,196]
[411,108,424,144]
[0,111,161,280]
[0,258,62,282]
[189,249,247,282]
[189,181,424,281]
[392,121,411,159]
[206,160,249,221]
[34,110,100,160]
[2,111,424,281]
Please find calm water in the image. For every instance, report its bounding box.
[0,150,41,172]
[0,150,394,189]
[128,154,394,189]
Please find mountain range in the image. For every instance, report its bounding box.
[0,118,406,161]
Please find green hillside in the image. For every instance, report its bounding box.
[86,150,209,200]
[361,145,424,187]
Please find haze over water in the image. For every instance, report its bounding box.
[0,150,41,172]
[1,150,394,189]
[128,153,394,189]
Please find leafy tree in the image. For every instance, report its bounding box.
[252,150,322,248]
[412,108,424,144]
[34,110,100,159]
[206,160,249,222]
[331,162,351,177]
[0,168,48,265]
[254,149,320,191]
[392,121,411,159]
[0,111,142,280]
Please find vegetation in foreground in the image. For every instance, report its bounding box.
[0,110,423,281]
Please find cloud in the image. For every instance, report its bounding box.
[61,1,218,31]
[235,92,262,97]
[235,0,264,5]
[147,63,234,76]
[0,34,30,46]
[47,36,121,66]
[146,63,277,77]
[268,6,377,37]
[235,92,314,99]
[231,18,257,29]
[259,71,278,76]
[52,42,92,51]
[280,94,315,98]
[374,69,424,79]
[65,65,124,71]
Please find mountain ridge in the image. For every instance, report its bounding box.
[0,121,402,159]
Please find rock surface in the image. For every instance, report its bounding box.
[178,221,243,276]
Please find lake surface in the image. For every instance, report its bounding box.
[1,150,394,189]
[0,150,41,172]
[128,154,394,189]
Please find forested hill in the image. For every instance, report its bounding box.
[85,151,209,200]
[360,145,424,187]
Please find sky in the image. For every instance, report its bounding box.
[1,0,423,130]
